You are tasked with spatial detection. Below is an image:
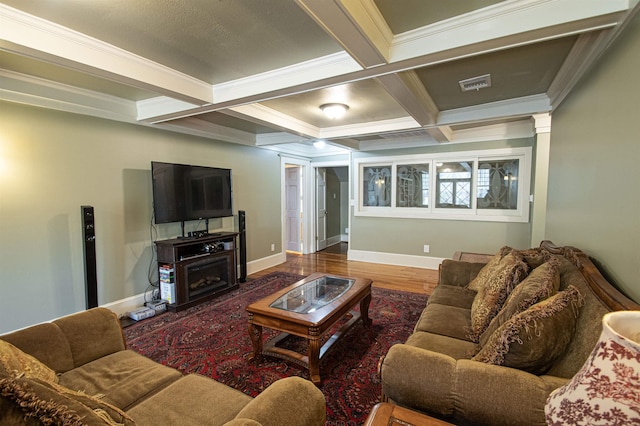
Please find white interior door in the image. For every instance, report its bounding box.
[316,167,327,251]
[285,166,301,252]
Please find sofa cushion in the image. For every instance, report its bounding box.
[479,259,560,347]
[127,374,252,426]
[0,339,58,383]
[469,251,529,342]
[0,376,136,425]
[414,303,472,342]
[405,331,477,360]
[54,307,126,369]
[59,349,182,410]
[0,322,75,373]
[472,285,583,375]
[428,285,477,309]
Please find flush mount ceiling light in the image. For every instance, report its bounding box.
[459,74,492,92]
[320,103,349,119]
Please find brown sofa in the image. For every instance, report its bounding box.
[0,307,326,426]
[379,241,639,426]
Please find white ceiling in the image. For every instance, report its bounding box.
[1,1,638,157]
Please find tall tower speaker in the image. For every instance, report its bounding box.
[81,206,98,309]
[238,210,247,282]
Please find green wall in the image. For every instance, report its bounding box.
[0,102,281,333]
[546,13,640,302]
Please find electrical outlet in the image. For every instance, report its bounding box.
[270,243,275,252]
[423,245,430,253]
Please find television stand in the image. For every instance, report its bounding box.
[155,232,239,312]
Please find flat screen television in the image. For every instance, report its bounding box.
[151,161,233,225]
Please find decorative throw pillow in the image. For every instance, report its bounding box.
[468,251,529,342]
[472,285,583,375]
[0,339,58,383]
[467,246,512,292]
[0,376,136,426]
[503,247,553,270]
[479,259,560,347]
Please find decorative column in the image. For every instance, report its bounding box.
[531,113,552,247]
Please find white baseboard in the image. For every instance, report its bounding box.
[348,249,444,270]
[327,235,342,246]
[246,252,287,275]
[101,293,149,319]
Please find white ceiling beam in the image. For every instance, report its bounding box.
[0,69,137,122]
[255,133,312,146]
[0,4,212,105]
[155,117,257,146]
[390,0,629,63]
[295,0,392,67]
[427,126,454,143]
[374,71,440,126]
[318,117,420,140]
[438,94,551,126]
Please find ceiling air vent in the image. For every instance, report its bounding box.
[459,74,492,92]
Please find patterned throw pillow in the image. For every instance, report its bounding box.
[472,285,583,375]
[0,376,136,426]
[0,339,58,383]
[502,247,553,270]
[468,251,529,342]
[479,259,560,347]
[467,246,512,292]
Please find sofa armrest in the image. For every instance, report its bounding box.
[438,259,486,287]
[231,377,326,426]
[381,344,565,426]
[53,307,126,368]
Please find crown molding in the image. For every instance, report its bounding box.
[0,69,136,122]
[0,4,212,105]
[390,0,627,63]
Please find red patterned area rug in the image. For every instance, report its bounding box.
[124,271,428,425]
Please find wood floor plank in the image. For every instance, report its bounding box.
[248,243,439,295]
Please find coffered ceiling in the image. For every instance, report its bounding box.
[1,1,637,157]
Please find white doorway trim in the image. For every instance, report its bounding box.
[280,156,313,254]
[310,159,350,254]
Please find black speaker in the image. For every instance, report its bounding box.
[81,206,98,309]
[238,210,247,282]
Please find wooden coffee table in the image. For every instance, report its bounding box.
[364,403,454,426]
[246,272,372,385]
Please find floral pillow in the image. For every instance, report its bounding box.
[479,259,560,347]
[468,251,529,342]
[472,285,583,375]
[0,339,58,383]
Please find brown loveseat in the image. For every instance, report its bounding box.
[379,241,639,426]
[0,307,326,426]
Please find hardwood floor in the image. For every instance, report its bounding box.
[248,243,439,295]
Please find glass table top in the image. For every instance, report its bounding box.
[270,275,355,314]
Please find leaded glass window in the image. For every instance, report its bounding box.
[477,159,519,210]
[362,165,391,206]
[436,162,473,209]
[396,163,429,208]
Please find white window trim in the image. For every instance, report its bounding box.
[354,147,532,223]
